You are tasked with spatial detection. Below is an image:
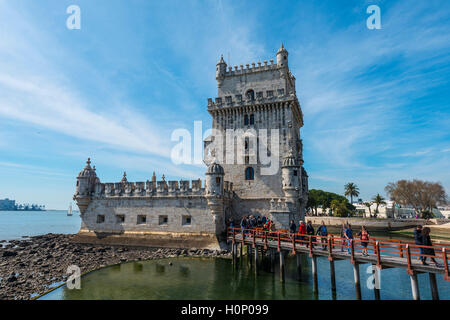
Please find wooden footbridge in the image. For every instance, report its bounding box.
[227,227,450,300]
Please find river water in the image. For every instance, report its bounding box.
[0,210,81,241]
[0,211,447,300]
[40,253,450,300]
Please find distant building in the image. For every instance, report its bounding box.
[0,198,16,210]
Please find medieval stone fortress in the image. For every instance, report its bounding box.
[73,45,308,249]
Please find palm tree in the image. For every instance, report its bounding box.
[330,199,340,216]
[364,202,372,218]
[372,194,386,217]
[344,183,360,204]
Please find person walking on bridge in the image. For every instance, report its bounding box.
[414,225,424,262]
[421,227,440,267]
[344,224,353,254]
[298,220,306,245]
[357,226,370,256]
[306,221,315,248]
[340,223,346,252]
[289,220,297,234]
[316,221,328,250]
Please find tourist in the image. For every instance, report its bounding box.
[316,221,328,250]
[340,223,346,252]
[298,220,306,245]
[414,225,424,261]
[306,221,315,248]
[240,216,248,234]
[289,220,297,234]
[421,227,440,267]
[257,215,262,227]
[261,215,267,227]
[344,224,353,254]
[357,226,370,256]
[228,218,234,229]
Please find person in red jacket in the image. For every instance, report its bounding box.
[298,220,306,245]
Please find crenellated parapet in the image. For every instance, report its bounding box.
[78,168,234,200]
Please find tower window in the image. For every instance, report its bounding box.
[245,89,255,101]
[245,167,254,180]
[182,215,192,225]
[244,114,249,125]
[249,114,255,125]
[137,215,147,224]
[294,170,298,176]
[216,177,221,185]
[97,215,105,224]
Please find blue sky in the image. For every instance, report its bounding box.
[0,0,449,209]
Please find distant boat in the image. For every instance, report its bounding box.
[67,203,73,216]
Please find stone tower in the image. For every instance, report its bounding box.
[205,44,308,222]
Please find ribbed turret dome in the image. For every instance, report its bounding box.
[206,162,224,175]
[78,158,97,178]
[282,150,298,167]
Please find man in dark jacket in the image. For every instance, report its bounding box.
[414,225,424,261]
[289,220,297,234]
[306,221,315,248]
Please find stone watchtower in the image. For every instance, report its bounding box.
[74,158,98,214]
[205,44,308,226]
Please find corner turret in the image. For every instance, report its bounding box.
[276,43,288,68]
[74,158,98,214]
[216,55,227,87]
[205,162,224,196]
[281,150,300,201]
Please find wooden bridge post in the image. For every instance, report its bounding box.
[311,255,318,294]
[353,263,362,300]
[254,244,259,275]
[329,260,336,293]
[296,253,302,280]
[280,250,285,283]
[232,242,237,266]
[410,273,420,300]
[247,245,253,267]
[239,242,243,263]
[429,273,439,300]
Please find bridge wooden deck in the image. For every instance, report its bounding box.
[227,228,450,300]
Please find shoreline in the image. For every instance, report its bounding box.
[0,233,230,300]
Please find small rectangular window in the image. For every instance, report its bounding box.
[137,215,147,224]
[159,215,168,225]
[182,215,192,226]
[97,215,105,223]
[294,170,298,176]
[116,215,125,223]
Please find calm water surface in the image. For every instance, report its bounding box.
[0,210,81,241]
[40,254,450,300]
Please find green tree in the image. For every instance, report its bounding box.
[344,182,360,204]
[372,194,386,218]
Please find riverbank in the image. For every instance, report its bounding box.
[0,233,230,300]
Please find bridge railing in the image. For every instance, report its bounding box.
[227,227,450,280]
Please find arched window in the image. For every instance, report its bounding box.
[216,177,221,185]
[249,114,255,125]
[244,114,249,125]
[245,167,254,180]
[246,89,255,101]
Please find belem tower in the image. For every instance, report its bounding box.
[73,45,308,249]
